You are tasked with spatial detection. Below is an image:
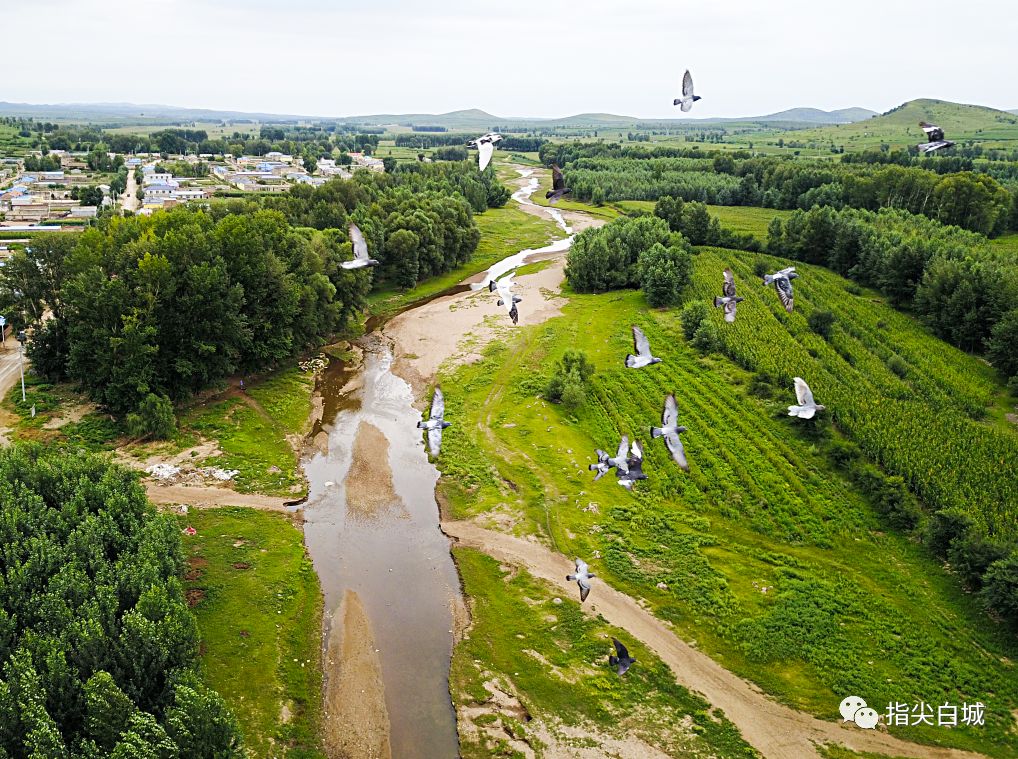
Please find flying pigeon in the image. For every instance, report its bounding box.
[650,394,689,471]
[566,558,596,602]
[713,268,744,323]
[609,637,636,676]
[468,132,503,171]
[617,439,648,490]
[625,326,662,368]
[763,266,798,313]
[341,223,380,270]
[417,386,451,456]
[673,70,702,112]
[546,165,571,204]
[589,435,631,480]
[917,122,955,154]
[489,273,522,325]
[787,377,825,419]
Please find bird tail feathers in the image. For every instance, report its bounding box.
[625,354,636,368]
[713,296,724,308]
[650,426,664,439]
[488,280,497,292]
[416,421,426,429]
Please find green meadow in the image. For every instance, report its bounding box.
[437,250,1018,756]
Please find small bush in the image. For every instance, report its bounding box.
[887,355,909,378]
[544,351,594,411]
[126,393,177,440]
[807,310,836,340]
[680,301,710,340]
[691,321,723,353]
[982,552,1018,624]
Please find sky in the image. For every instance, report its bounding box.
[3,0,1016,119]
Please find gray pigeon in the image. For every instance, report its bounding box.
[617,439,648,490]
[625,326,662,368]
[609,637,636,675]
[787,377,825,419]
[589,435,631,480]
[714,268,744,323]
[417,386,451,456]
[468,132,503,171]
[565,558,595,602]
[650,394,689,471]
[341,223,380,270]
[917,122,955,154]
[763,266,798,313]
[489,273,521,325]
[673,69,702,112]
[546,165,571,204]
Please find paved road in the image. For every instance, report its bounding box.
[0,337,25,401]
[121,166,140,212]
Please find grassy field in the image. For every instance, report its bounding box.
[452,547,757,758]
[436,252,1018,756]
[176,507,324,759]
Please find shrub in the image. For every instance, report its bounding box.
[948,534,1007,590]
[807,310,836,340]
[887,355,909,378]
[982,552,1018,624]
[544,351,595,411]
[691,321,723,353]
[680,301,710,340]
[639,240,693,308]
[126,393,177,440]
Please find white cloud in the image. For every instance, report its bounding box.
[2,0,1015,118]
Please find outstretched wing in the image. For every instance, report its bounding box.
[578,577,591,602]
[632,326,651,358]
[722,268,736,297]
[615,436,629,461]
[551,164,565,191]
[775,276,794,313]
[427,427,443,457]
[682,70,694,98]
[665,431,689,471]
[630,439,643,462]
[430,387,445,420]
[612,637,630,660]
[477,139,494,171]
[662,393,678,427]
[349,223,369,261]
[793,377,814,407]
[575,558,588,575]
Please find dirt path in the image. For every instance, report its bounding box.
[442,520,987,759]
[145,483,293,511]
[324,589,392,759]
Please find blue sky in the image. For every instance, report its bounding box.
[4,0,1015,118]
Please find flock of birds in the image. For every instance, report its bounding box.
[377,76,955,675]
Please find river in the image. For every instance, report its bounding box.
[301,167,577,758]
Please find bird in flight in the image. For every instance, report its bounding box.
[489,273,522,324]
[417,386,451,456]
[589,435,631,480]
[617,439,648,490]
[468,132,503,171]
[673,70,702,112]
[625,326,662,368]
[609,637,637,675]
[763,266,798,313]
[787,377,825,419]
[341,223,380,269]
[566,558,596,602]
[651,394,689,471]
[917,122,955,154]
[714,268,744,323]
[546,165,571,204]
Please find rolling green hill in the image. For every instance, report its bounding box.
[769,98,1018,150]
[439,249,1018,757]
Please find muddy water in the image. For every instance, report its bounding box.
[303,166,574,758]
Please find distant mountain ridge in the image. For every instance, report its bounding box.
[0,100,877,128]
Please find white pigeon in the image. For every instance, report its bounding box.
[650,394,689,471]
[589,435,631,480]
[625,326,662,368]
[489,273,522,325]
[417,386,451,456]
[714,268,744,323]
[468,132,503,171]
[787,377,825,419]
[565,558,596,602]
[341,223,380,270]
[763,266,798,313]
[673,70,702,112]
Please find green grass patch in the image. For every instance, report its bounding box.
[436,252,1018,756]
[452,547,757,758]
[176,507,324,759]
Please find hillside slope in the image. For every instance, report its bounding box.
[438,249,1018,757]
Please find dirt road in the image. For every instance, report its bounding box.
[442,520,987,759]
[145,483,294,511]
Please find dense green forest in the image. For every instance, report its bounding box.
[0,444,242,757]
